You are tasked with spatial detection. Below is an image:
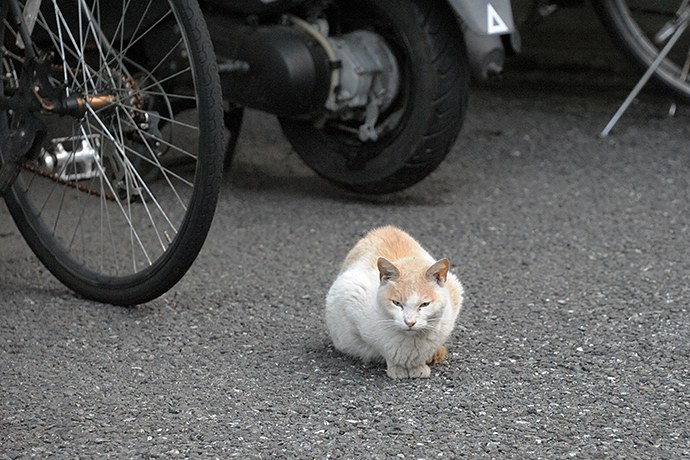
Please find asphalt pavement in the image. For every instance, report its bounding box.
[2,24,690,460]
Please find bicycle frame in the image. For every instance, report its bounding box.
[3,0,37,59]
[0,0,42,193]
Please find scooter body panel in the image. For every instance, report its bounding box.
[448,0,516,34]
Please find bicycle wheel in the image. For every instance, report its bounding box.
[1,0,224,305]
[594,0,690,102]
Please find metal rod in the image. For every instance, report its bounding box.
[6,0,36,59]
[600,9,690,137]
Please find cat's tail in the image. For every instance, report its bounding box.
[426,345,447,365]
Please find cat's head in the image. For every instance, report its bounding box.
[376,257,449,333]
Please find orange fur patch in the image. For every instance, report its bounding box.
[426,345,447,365]
[341,226,427,273]
[380,257,440,302]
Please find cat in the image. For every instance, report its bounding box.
[325,226,464,379]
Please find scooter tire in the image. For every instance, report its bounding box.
[280,0,469,195]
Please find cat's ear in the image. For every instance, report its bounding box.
[377,257,400,283]
[426,259,449,286]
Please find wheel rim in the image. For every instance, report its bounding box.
[329,1,411,149]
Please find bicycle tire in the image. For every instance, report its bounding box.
[1,0,224,305]
[594,0,690,102]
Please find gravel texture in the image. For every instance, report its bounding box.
[2,58,689,458]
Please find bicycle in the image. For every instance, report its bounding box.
[0,0,225,305]
[594,0,690,103]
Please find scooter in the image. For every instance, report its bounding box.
[201,0,519,194]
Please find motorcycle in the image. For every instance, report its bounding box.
[201,0,519,194]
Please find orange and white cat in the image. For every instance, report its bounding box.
[325,226,464,379]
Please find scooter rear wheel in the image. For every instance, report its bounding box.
[279,0,469,195]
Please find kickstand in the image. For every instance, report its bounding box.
[223,107,244,172]
[600,9,690,137]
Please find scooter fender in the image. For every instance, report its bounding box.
[448,0,515,35]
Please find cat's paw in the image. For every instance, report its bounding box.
[386,364,431,379]
[386,365,408,379]
[407,364,431,378]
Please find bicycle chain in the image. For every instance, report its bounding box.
[19,161,117,202]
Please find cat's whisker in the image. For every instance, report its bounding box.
[425,317,443,328]
[372,319,400,328]
[418,324,439,333]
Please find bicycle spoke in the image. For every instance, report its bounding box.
[82,115,195,193]
[83,106,180,245]
[2,0,222,303]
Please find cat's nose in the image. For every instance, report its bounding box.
[405,319,416,328]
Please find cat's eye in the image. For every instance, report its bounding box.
[391,300,403,308]
[419,301,430,309]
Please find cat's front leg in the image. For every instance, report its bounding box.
[386,362,431,379]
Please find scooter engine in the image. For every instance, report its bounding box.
[325,30,400,141]
[209,13,400,140]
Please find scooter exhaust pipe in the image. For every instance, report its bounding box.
[205,14,332,117]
